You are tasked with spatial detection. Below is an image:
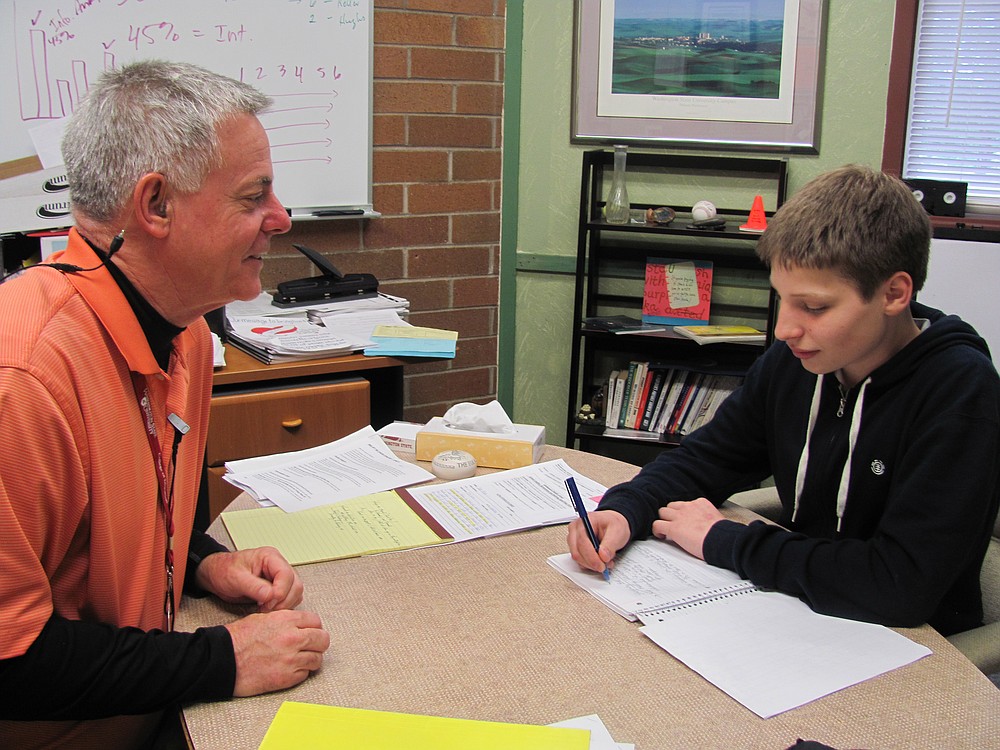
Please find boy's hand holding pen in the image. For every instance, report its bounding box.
[565,476,611,582]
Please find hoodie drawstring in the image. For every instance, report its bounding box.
[792,376,824,524]
[792,374,871,531]
[836,377,870,532]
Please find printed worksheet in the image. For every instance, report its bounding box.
[405,459,606,541]
[223,426,435,512]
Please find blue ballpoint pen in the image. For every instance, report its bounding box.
[565,476,611,582]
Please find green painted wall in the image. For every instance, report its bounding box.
[509,1,897,444]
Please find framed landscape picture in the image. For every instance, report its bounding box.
[571,0,825,153]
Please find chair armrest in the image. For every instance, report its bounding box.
[728,486,782,523]
[946,619,1000,675]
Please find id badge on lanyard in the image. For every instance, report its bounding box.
[130,372,188,631]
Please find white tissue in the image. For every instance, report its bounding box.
[442,400,515,434]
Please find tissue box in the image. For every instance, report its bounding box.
[415,417,546,469]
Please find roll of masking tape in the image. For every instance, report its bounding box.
[431,449,478,480]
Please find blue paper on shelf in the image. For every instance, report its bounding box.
[364,325,457,358]
[365,337,456,358]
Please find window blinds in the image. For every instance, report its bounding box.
[904,0,1000,210]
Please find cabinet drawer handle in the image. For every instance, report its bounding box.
[282,418,304,430]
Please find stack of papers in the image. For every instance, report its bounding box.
[222,292,415,363]
[304,292,410,322]
[226,291,409,320]
[364,324,457,358]
[223,426,434,512]
[225,314,367,364]
[672,324,766,345]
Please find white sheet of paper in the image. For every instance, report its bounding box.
[404,459,606,541]
[211,334,226,368]
[316,309,409,347]
[225,293,307,318]
[225,292,409,319]
[223,426,435,512]
[639,590,931,718]
[549,714,626,750]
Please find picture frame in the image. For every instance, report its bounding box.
[571,0,825,154]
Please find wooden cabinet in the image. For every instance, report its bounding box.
[205,347,405,522]
[566,150,787,462]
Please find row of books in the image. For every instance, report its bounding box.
[604,362,742,438]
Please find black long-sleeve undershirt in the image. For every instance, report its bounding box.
[0,616,234,720]
[0,530,236,720]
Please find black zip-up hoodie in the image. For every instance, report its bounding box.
[598,301,1000,635]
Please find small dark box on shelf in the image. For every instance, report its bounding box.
[904,178,967,217]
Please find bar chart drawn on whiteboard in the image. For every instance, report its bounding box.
[0,0,374,233]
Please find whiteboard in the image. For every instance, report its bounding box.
[0,0,373,229]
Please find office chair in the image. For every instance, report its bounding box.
[946,513,1000,675]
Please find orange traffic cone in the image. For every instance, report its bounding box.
[739,195,767,233]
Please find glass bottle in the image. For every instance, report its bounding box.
[605,144,630,224]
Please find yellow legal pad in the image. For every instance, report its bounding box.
[221,491,452,565]
[258,702,591,749]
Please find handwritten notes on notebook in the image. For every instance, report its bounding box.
[549,539,753,621]
[548,539,931,718]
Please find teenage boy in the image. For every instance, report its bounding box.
[568,164,1000,636]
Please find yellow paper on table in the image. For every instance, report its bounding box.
[221,491,451,565]
[258,702,591,750]
[372,324,458,340]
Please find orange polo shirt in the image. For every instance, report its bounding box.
[0,230,212,745]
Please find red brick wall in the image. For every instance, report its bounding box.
[261,2,505,424]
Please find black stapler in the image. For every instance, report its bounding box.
[271,243,379,307]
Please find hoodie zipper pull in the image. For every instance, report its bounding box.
[837,383,848,418]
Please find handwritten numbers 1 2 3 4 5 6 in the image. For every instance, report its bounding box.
[242,65,341,84]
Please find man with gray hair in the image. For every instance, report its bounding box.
[0,60,330,748]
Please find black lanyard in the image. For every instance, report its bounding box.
[129,372,187,631]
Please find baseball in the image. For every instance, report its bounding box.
[691,200,717,222]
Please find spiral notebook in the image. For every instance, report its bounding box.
[547,538,756,622]
[547,539,931,718]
